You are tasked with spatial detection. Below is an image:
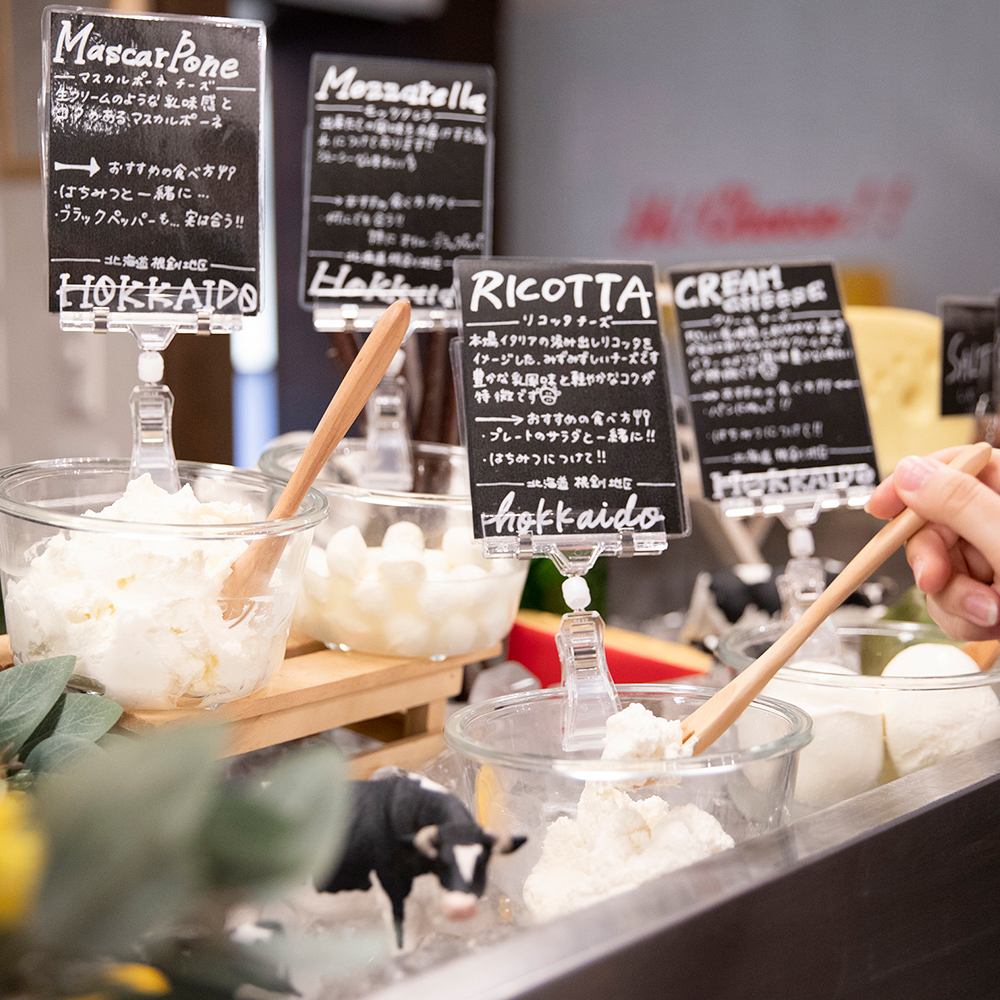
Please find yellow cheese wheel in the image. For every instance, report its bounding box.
[845,305,976,477]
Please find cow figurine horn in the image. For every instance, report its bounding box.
[490,832,528,855]
[412,824,440,859]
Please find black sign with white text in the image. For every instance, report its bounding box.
[455,258,686,541]
[300,54,494,313]
[43,7,263,316]
[668,262,878,505]
[939,296,998,416]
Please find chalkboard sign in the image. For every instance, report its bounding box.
[42,7,264,317]
[939,296,998,416]
[668,262,878,508]
[300,54,494,316]
[454,259,686,543]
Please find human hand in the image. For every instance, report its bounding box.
[866,446,1000,640]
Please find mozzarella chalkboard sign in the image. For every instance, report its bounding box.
[42,7,263,317]
[300,54,494,314]
[939,296,998,416]
[668,262,878,507]
[455,259,686,542]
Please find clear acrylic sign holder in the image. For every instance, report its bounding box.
[449,327,673,750]
[715,476,875,663]
[61,305,242,494]
[312,299,443,492]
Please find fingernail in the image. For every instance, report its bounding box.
[911,557,925,588]
[963,592,999,628]
[895,455,935,492]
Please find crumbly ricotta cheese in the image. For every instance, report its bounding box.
[4,475,282,709]
[522,704,732,921]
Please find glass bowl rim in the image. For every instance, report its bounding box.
[0,458,328,539]
[444,682,813,775]
[717,620,1000,690]
[259,440,473,509]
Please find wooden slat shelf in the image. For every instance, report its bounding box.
[2,630,498,776]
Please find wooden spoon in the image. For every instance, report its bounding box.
[221,300,411,619]
[681,442,994,754]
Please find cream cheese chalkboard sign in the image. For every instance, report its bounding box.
[454,258,686,543]
[42,7,264,317]
[300,54,494,315]
[668,262,878,509]
[939,296,998,416]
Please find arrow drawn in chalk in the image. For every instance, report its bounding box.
[54,156,100,177]
[474,415,524,425]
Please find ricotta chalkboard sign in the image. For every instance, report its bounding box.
[939,296,998,416]
[454,259,686,543]
[42,7,264,317]
[300,54,494,315]
[668,262,878,509]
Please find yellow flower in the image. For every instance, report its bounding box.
[0,790,46,929]
[103,963,171,995]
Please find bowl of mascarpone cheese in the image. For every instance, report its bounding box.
[717,621,1000,814]
[444,685,811,923]
[260,439,528,659]
[0,458,327,710]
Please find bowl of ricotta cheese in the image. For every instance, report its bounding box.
[444,684,811,923]
[0,458,327,710]
[717,620,1000,814]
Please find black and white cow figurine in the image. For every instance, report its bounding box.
[318,770,525,946]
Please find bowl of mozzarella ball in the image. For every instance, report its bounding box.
[259,439,528,659]
[716,621,1000,814]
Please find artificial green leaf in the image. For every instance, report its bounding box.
[20,691,123,761]
[199,794,301,892]
[24,732,101,774]
[247,745,352,889]
[0,656,76,761]
[147,934,298,997]
[30,723,228,959]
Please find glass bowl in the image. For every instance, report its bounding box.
[259,440,529,659]
[716,621,1000,813]
[0,458,327,710]
[444,683,811,922]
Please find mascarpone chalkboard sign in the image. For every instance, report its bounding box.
[938,296,998,416]
[42,7,264,317]
[300,54,494,314]
[454,258,686,542]
[668,262,878,508]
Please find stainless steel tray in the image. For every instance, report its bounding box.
[370,740,1000,1000]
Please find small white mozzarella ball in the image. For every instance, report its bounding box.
[447,564,491,610]
[326,525,369,583]
[423,548,450,576]
[382,520,425,552]
[442,524,487,568]
[562,576,591,611]
[475,598,518,646]
[378,543,428,589]
[416,577,463,620]
[352,578,394,616]
[385,612,431,656]
[302,545,330,603]
[435,613,479,656]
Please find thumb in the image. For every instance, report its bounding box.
[894,454,1000,571]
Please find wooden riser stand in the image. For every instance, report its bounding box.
[1,632,496,778]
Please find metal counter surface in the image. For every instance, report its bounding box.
[370,740,1000,1000]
